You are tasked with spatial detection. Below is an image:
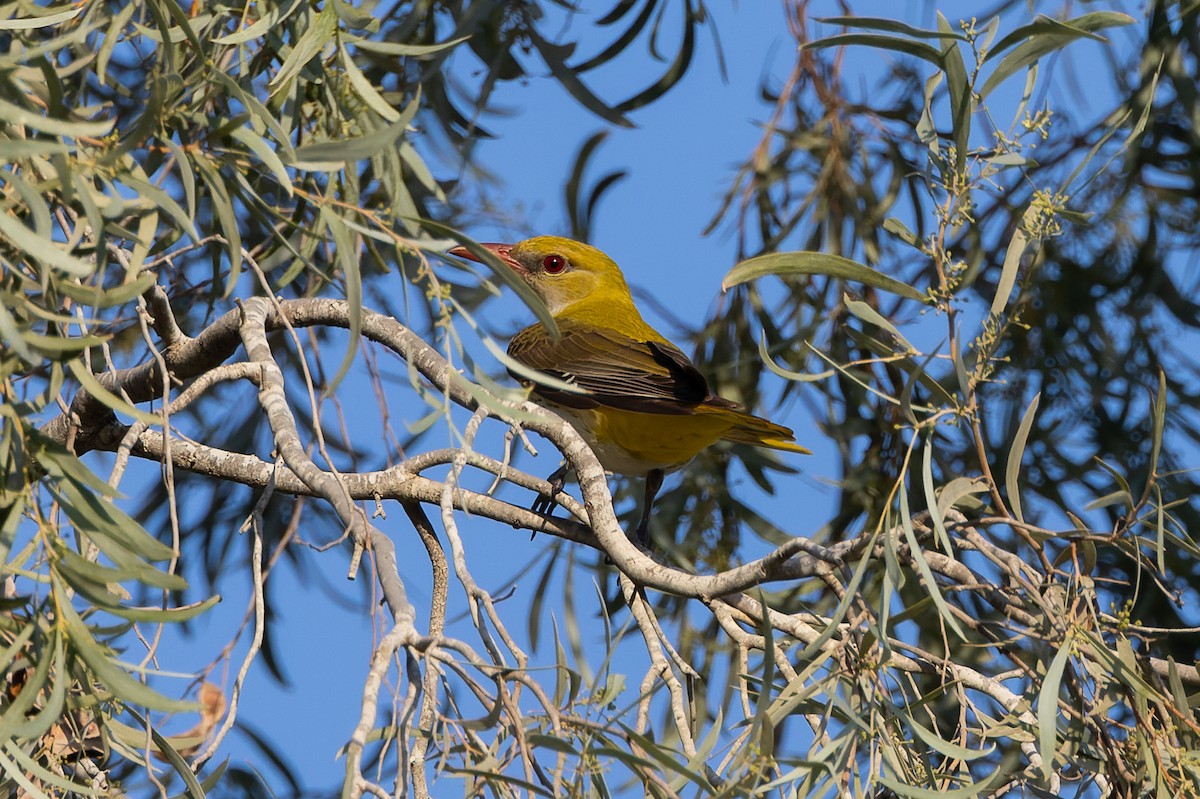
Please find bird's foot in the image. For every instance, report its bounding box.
[633,520,652,551]
[530,464,569,539]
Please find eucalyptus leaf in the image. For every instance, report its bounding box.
[723,251,925,301]
[268,2,338,96]
[1006,393,1040,523]
[804,33,944,67]
[980,12,1135,99]
[54,577,196,712]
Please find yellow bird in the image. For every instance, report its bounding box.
[449,236,809,545]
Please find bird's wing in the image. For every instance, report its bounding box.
[507,322,711,415]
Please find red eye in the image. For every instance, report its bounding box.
[542,254,567,274]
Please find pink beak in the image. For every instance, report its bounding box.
[447,243,525,274]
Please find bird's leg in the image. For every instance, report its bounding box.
[533,463,569,515]
[634,469,665,549]
[531,462,570,526]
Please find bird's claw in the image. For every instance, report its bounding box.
[530,465,569,539]
[634,521,651,550]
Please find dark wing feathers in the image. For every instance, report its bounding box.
[507,322,713,415]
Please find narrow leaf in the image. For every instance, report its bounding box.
[899,487,966,640]
[0,211,94,276]
[67,359,162,426]
[723,251,925,301]
[803,33,944,67]
[844,294,914,352]
[816,16,968,41]
[1006,393,1040,523]
[54,578,195,712]
[991,208,1035,317]
[980,13,1134,98]
[269,3,337,95]
[1038,631,1073,782]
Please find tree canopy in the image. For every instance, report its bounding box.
[2,1,1199,797]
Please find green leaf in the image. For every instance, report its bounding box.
[766,648,837,726]
[212,0,305,44]
[917,72,943,151]
[991,207,1037,317]
[723,251,925,301]
[53,577,195,712]
[292,118,408,167]
[97,3,137,83]
[904,706,996,762]
[66,358,162,427]
[844,294,914,352]
[0,6,83,29]
[0,624,51,740]
[351,35,469,58]
[153,0,206,55]
[30,434,118,496]
[129,708,209,799]
[1006,393,1040,523]
[936,477,989,518]
[1038,630,1073,782]
[192,155,243,294]
[320,206,362,395]
[877,767,1004,799]
[0,139,71,158]
[899,486,966,640]
[293,89,417,168]
[0,620,36,671]
[269,3,338,96]
[3,739,104,796]
[987,13,1130,63]
[168,759,229,799]
[798,529,881,660]
[339,46,400,122]
[921,436,952,553]
[1148,368,1167,482]
[230,127,294,196]
[883,217,921,247]
[757,333,831,383]
[0,97,114,138]
[0,747,57,799]
[163,140,197,222]
[613,726,714,789]
[816,16,968,41]
[18,330,106,356]
[613,1,698,114]
[51,479,177,563]
[938,13,971,170]
[331,0,376,29]
[804,33,944,68]
[525,734,580,756]
[752,587,776,752]
[6,636,68,741]
[979,12,1135,99]
[0,210,94,276]
[1084,489,1133,511]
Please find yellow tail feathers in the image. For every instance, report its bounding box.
[699,405,812,454]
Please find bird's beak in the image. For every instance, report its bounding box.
[447,243,526,274]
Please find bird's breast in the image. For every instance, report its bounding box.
[538,402,733,476]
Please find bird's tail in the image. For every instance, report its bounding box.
[701,403,812,454]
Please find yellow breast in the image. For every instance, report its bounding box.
[550,404,734,476]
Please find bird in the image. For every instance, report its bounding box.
[448,236,810,547]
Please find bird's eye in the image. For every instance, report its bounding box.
[542,255,567,274]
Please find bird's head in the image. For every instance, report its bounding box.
[449,236,634,316]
